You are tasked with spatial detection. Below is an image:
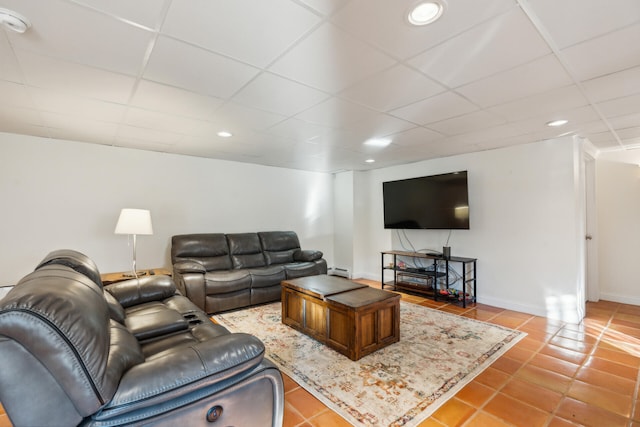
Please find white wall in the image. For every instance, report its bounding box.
[595,160,640,304]
[332,171,354,273]
[353,137,587,322]
[0,132,334,285]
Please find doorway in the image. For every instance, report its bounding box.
[584,152,598,302]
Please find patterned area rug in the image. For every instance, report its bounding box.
[214,301,526,426]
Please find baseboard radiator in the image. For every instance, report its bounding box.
[328,267,351,279]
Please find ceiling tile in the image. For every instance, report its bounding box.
[428,110,508,136]
[582,66,640,103]
[162,0,321,68]
[269,23,396,93]
[144,36,260,99]
[17,52,136,104]
[43,112,118,144]
[297,0,347,16]
[0,81,36,109]
[116,124,183,146]
[330,0,515,60]
[608,112,640,130]
[456,54,573,107]
[337,113,416,139]
[617,126,640,141]
[486,85,588,121]
[232,72,329,117]
[525,0,640,49]
[294,97,379,128]
[386,126,445,148]
[265,117,333,142]
[0,105,44,131]
[390,91,478,125]
[598,93,640,119]
[70,0,170,29]
[561,23,640,81]
[208,102,287,132]
[130,80,224,120]
[0,32,23,83]
[6,0,154,76]
[339,64,445,112]
[30,87,127,123]
[124,108,204,134]
[410,8,550,88]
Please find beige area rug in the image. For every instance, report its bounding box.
[214,301,526,427]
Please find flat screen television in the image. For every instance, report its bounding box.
[383,171,470,229]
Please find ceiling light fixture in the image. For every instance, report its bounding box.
[364,138,392,147]
[0,8,31,34]
[546,119,568,127]
[365,159,376,163]
[217,131,233,138]
[407,1,445,26]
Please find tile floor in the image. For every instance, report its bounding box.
[2,280,640,427]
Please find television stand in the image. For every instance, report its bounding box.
[381,250,477,307]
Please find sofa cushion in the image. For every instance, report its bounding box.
[105,275,177,308]
[258,231,301,265]
[172,234,232,271]
[205,270,251,294]
[227,233,266,269]
[250,265,286,288]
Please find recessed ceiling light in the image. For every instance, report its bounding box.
[364,138,392,147]
[217,131,233,138]
[365,159,376,163]
[546,119,568,127]
[0,8,31,33]
[407,1,445,26]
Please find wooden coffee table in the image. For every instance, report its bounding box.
[281,275,400,361]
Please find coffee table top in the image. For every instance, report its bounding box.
[282,275,367,300]
[325,286,400,308]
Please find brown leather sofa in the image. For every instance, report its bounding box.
[171,231,327,314]
[0,250,284,427]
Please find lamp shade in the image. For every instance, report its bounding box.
[114,209,153,235]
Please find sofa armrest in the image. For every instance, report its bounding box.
[293,249,323,262]
[173,260,206,274]
[105,275,177,308]
[103,333,265,412]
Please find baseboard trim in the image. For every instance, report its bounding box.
[598,292,640,306]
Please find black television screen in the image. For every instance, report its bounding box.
[383,171,470,229]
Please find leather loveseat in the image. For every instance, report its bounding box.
[0,250,284,427]
[171,231,327,314]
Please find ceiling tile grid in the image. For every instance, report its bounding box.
[0,0,638,171]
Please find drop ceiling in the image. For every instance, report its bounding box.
[1,0,639,173]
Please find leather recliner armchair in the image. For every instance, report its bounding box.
[0,250,284,426]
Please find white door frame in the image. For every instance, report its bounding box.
[584,152,599,302]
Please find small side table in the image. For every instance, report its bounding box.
[101,268,172,285]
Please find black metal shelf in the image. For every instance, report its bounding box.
[381,250,477,308]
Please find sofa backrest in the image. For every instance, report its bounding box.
[35,248,104,288]
[171,233,233,271]
[258,231,301,265]
[227,233,266,269]
[0,265,143,425]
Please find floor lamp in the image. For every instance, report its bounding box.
[114,208,153,278]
